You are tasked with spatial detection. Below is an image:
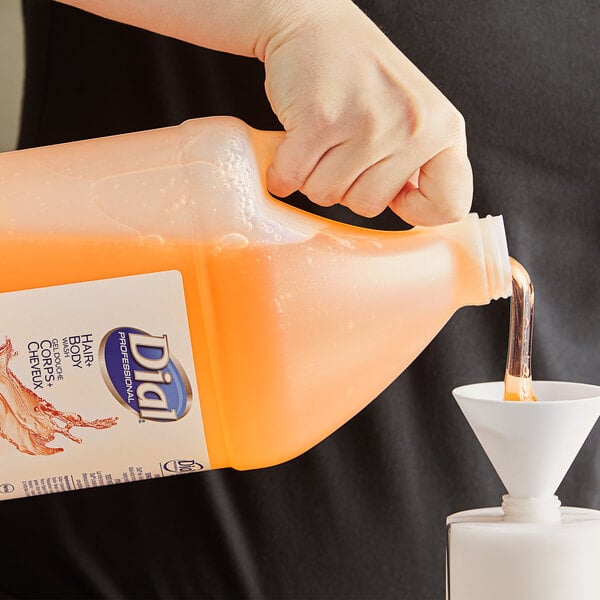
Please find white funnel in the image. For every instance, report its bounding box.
[453,381,600,498]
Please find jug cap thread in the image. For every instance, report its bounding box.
[479,215,512,300]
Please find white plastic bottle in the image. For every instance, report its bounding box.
[448,381,600,600]
[447,497,600,600]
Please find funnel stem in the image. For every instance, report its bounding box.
[502,494,561,523]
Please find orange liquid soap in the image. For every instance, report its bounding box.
[504,258,536,402]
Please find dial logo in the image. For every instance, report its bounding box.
[100,327,192,421]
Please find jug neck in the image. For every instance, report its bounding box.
[435,213,512,307]
[478,215,512,301]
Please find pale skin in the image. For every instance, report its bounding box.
[57,0,473,226]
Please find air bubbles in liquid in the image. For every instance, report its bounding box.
[274,297,283,314]
[220,233,249,249]
[142,234,166,245]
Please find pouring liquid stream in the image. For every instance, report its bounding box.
[504,257,537,401]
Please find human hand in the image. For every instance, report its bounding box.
[261,0,472,225]
[56,0,471,225]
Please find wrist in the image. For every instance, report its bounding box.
[258,0,356,62]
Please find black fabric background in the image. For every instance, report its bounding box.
[2,1,599,598]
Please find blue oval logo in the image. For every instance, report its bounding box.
[100,327,192,421]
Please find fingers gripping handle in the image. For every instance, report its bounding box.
[250,128,286,196]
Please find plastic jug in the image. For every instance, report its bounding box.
[0,116,511,499]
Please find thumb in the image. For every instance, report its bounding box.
[389,145,472,226]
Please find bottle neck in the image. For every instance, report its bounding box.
[478,215,512,300]
[502,494,562,523]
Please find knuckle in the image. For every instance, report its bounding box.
[420,99,467,149]
[271,165,305,195]
[437,191,472,222]
[357,204,384,218]
[439,204,469,223]
[342,196,384,218]
[301,172,340,207]
[306,107,344,143]
[285,169,308,188]
[301,184,338,207]
[444,108,467,144]
[271,147,315,193]
[398,92,422,138]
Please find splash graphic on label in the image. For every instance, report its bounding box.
[0,338,118,456]
[100,328,192,421]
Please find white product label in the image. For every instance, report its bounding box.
[0,271,209,500]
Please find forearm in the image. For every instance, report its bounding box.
[54,0,313,60]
